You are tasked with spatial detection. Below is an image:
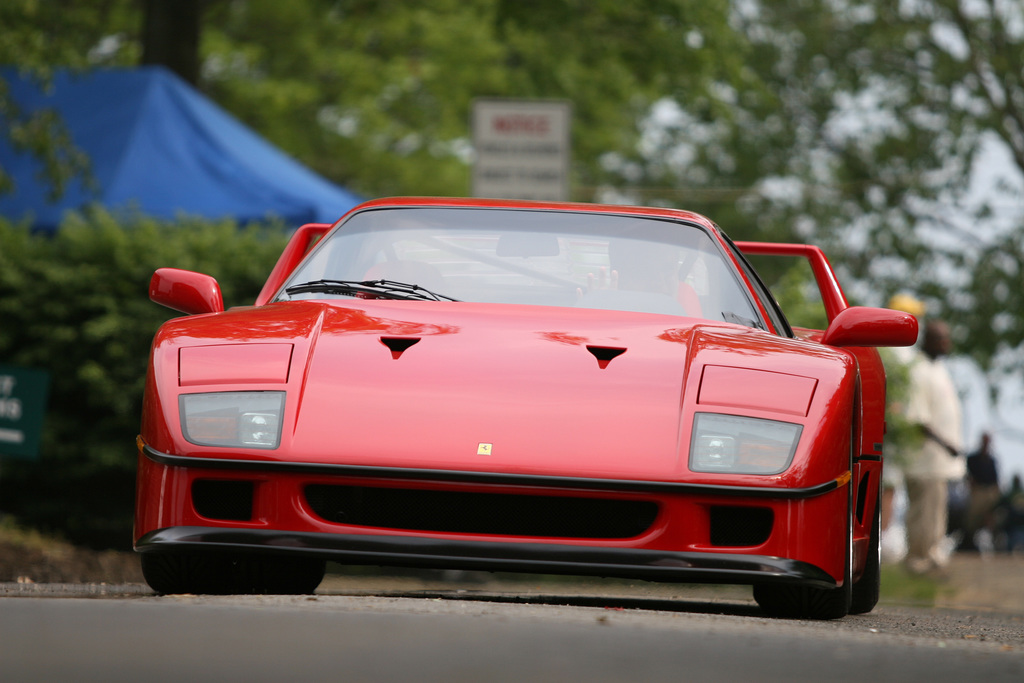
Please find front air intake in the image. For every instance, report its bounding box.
[191,479,254,521]
[709,506,773,547]
[305,484,658,539]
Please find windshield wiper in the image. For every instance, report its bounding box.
[722,311,765,330]
[283,279,459,302]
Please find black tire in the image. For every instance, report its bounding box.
[753,578,851,620]
[753,525,852,620]
[141,553,325,595]
[850,486,881,614]
[141,552,235,594]
[233,555,327,595]
[754,437,854,620]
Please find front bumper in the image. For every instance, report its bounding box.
[134,441,851,589]
[135,526,838,589]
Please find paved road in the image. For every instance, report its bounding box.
[2,563,1023,683]
[1,594,1023,683]
[1,552,1021,682]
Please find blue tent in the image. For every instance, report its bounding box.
[0,67,363,231]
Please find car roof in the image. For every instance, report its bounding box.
[346,196,721,233]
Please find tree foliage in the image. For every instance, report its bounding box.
[196,0,745,198]
[620,1,1024,374]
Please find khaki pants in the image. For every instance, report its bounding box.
[904,477,948,571]
[966,484,1002,540]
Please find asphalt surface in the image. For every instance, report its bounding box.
[2,552,1022,651]
[2,585,1023,683]
[2,554,1023,682]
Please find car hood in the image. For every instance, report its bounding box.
[157,300,845,481]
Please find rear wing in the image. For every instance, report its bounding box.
[735,241,848,324]
[255,222,333,306]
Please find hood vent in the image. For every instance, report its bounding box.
[586,345,626,369]
[380,336,421,359]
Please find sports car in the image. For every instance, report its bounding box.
[134,197,916,619]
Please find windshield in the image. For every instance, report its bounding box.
[277,207,763,327]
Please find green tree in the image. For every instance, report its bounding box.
[624,1,1024,374]
[199,0,746,198]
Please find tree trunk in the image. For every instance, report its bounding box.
[141,0,203,85]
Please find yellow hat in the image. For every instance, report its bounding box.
[888,293,926,317]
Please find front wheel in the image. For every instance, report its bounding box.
[753,579,851,620]
[754,507,852,619]
[141,553,326,595]
[755,449,853,620]
[850,486,881,614]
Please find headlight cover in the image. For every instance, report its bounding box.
[180,391,285,449]
[689,413,802,475]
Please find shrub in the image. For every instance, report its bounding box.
[0,210,289,548]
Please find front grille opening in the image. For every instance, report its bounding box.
[709,505,773,547]
[304,484,659,539]
[192,479,254,521]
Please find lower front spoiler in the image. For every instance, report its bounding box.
[136,526,837,590]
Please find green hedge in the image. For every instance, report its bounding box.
[0,211,289,549]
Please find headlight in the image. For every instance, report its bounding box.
[180,392,285,449]
[689,413,801,475]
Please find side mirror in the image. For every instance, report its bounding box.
[820,306,918,348]
[149,268,224,315]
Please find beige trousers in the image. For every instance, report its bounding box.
[904,477,949,570]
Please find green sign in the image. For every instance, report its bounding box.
[0,364,50,460]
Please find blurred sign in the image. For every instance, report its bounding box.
[0,364,49,460]
[472,99,571,201]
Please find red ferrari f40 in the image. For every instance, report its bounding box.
[135,197,916,619]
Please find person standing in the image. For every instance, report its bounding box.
[962,432,1000,552]
[878,293,927,564]
[902,319,965,575]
